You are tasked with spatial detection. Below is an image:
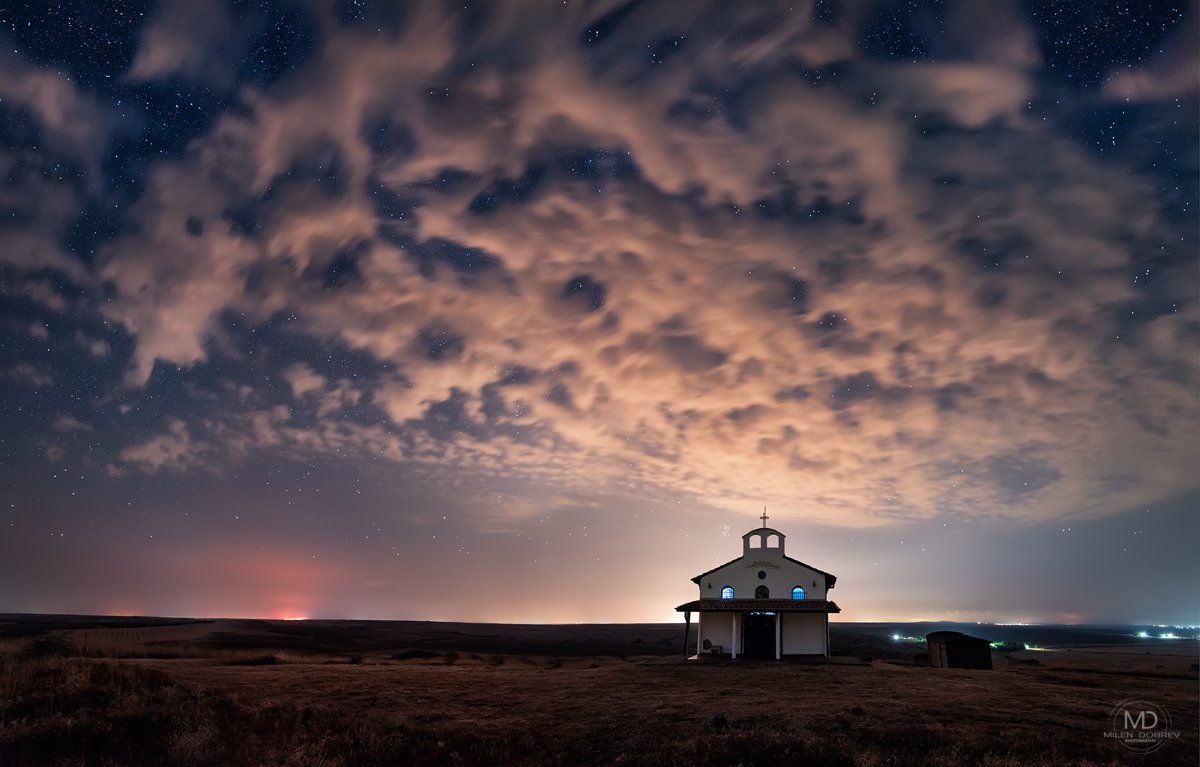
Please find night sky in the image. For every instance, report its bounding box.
[1,1,1196,625]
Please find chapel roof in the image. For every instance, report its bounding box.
[689,553,837,589]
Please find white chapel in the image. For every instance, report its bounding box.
[676,515,839,660]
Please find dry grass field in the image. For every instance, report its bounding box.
[0,616,1195,766]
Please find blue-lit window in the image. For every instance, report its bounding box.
[792,586,805,600]
[720,586,734,599]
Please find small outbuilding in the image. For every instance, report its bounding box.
[925,631,993,670]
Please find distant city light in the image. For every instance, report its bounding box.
[1137,631,1149,638]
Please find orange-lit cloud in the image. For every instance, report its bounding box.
[88,2,1197,531]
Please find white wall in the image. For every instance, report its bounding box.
[695,540,829,601]
[781,612,826,655]
[697,612,740,655]
[697,611,826,656]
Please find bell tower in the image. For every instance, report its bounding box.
[742,525,785,556]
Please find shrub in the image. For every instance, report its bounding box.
[20,635,78,659]
[391,649,440,661]
[226,654,279,666]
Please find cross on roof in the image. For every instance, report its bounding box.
[760,508,769,528]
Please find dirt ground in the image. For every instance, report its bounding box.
[0,616,1195,766]
[151,649,1199,765]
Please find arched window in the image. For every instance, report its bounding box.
[791,586,805,600]
[749,534,763,548]
[755,585,770,599]
[720,586,734,599]
[766,534,780,548]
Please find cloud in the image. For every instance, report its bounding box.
[1103,4,1199,102]
[46,1,1199,528]
[888,63,1031,127]
[127,1,244,88]
[52,415,93,433]
[0,49,115,170]
[4,363,54,388]
[97,161,267,384]
[118,418,213,474]
[283,363,327,397]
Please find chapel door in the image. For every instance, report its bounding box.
[742,612,775,659]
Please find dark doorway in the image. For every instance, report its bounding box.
[742,612,775,659]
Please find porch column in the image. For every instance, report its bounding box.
[824,610,830,659]
[696,612,703,656]
[775,612,781,660]
[682,611,691,658]
[731,614,737,659]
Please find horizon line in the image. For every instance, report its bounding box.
[3,611,1197,629]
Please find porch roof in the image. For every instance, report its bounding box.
[675,598,840,613]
